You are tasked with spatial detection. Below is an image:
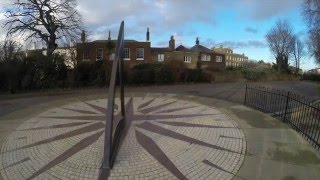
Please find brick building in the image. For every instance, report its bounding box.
[76,30,153,67]
[151,36,226,70]
[76,29,225,70]
[212,45,248,67]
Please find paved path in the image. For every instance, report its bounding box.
[0,94,245,179]
[0,85,319,179]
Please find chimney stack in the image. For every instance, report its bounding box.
[196,37,199,45]
[169,35,175,51]
[81,30,85,43]
[33,42,36,50]
[108,30,111,41]
[146,27,150,42]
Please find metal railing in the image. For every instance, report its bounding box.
[100,21,126,179]
[244,84,320,150]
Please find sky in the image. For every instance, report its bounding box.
[0,0,318,71]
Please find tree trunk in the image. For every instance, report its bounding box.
[47,35,57,60]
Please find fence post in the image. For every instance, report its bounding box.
[283,91,290,122]
[244,84,248,106]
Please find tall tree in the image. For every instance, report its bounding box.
[302,0,320,64]
[291,35,306,74]
[0,38,22,61]
[4,0,82,59]
[265,19,295,72]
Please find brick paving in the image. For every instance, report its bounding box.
[0,94,246,180]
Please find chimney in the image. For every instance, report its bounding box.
[169,35,175,51]
[33,42,36,50]
[108,30,111,41]
[81,30,85,43]
[146,27,150,42]
[196,37,199,45]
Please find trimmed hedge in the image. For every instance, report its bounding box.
[0,53,68,93]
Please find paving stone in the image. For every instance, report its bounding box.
[0,96,245,180]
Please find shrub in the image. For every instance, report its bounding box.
[241,68,266,81]
[73,61,97,87]
[129,62,174,85]
[130,63,155,84]
[164,60,186,82]
[303,73,320,81]
[153,63,173,84]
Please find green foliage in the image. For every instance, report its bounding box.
[129,62,210,85]
[241,68,266,81]
[153,63,173,84]
[303,73,320,81]
[73,60,111,87]
[73,61,97,86]
[0,52,69,93]
[164,60,186,82]
[130,63,155,84]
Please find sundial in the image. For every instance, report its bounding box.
[0,95,246,179]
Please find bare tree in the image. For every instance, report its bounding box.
[291,35,306,74]
[265,20,295,72]
[0,38,22,61]
[302,0,320,64]
[4,0,82,59]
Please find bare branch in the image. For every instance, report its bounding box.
[4,0,83,58]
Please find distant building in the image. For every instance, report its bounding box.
[191,37,225,70]
[77,29,225,70]
[151,36,226,70]
[76,30,152,68]
[307,68,320,74]
[212,45,248,67]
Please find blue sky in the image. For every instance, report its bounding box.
[0,0,318,70]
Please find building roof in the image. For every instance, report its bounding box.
[175,45,191,52]
[151,47,169,53]
[190,44,212,53]
[91,39,138,43]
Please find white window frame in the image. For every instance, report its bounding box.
[83,50,89,60]
[96,48,103,61]
[206,55,211,61]
[184,56,191,63]
[158,54,164,61]
[136,48,144,60]
[201,54,211,61]
[216,56,222,63]
[124,48,130,60]
[109,53,115,61]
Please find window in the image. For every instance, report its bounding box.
[158,54,164,61]
[96,48,103,61]
[124,48,130,60]
[216,56,222,62]
[136,48,144,60]
[184,56,191,63]
[109,53,115,61]
[201,54,211,61]
[83,50,89,60]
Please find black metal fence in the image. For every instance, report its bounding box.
[100,21,126,179]
[244,84,320,150]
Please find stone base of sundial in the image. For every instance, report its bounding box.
[0,95,246,180]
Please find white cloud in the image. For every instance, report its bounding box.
[0,0,303,47]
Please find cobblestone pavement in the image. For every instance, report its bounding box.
[0,94,246,180]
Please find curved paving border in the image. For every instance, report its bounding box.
[0,95,246,180]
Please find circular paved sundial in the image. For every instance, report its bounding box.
[0,96,246,180]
